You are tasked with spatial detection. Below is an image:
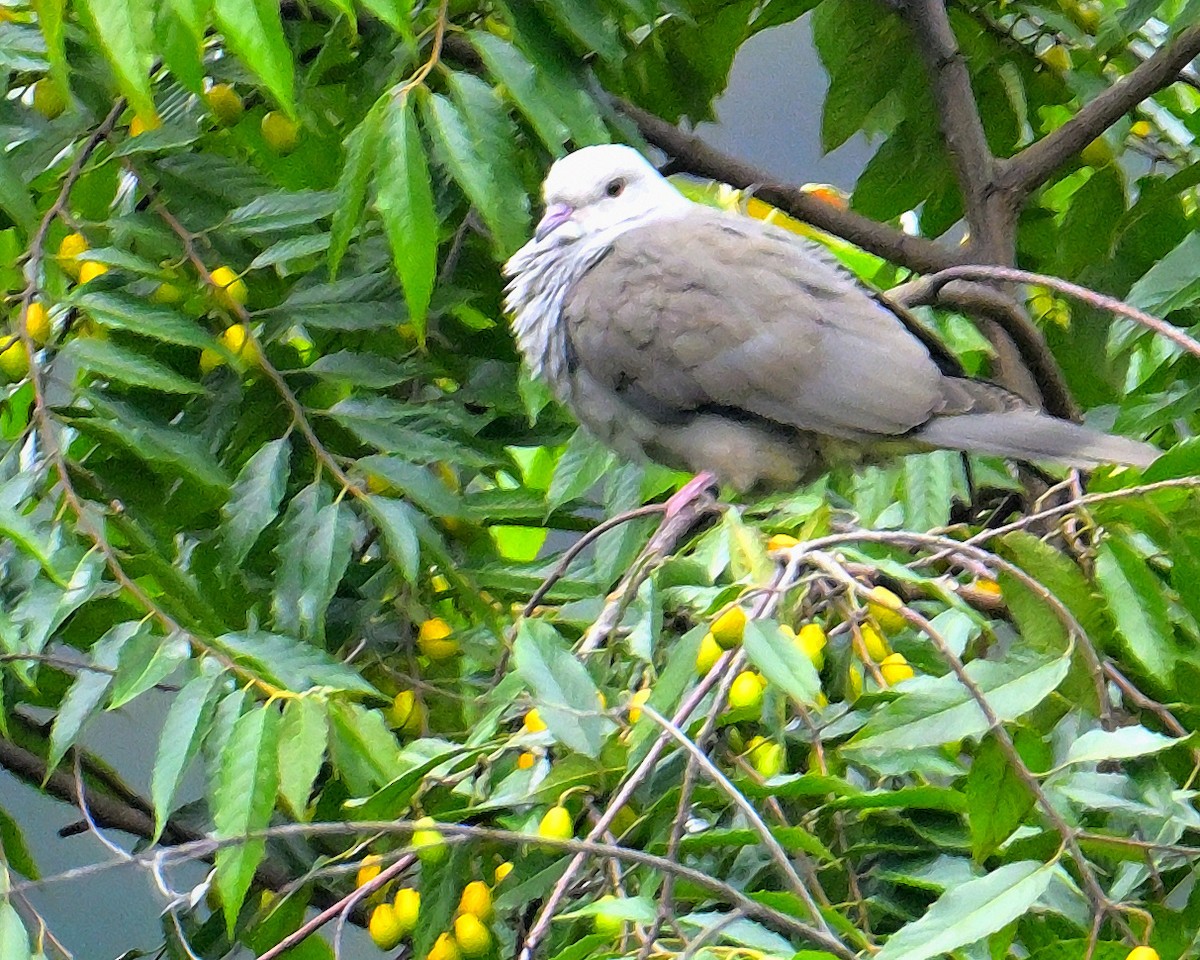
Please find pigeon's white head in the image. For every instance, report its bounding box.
[533,144,691,244]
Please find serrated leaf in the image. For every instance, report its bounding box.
[308,352,411,387]
[1062,726,1180,766]
[222,438,291,568]
[32,0,69,95]
[61,337,205,395]
[358,0,415,37]
[0,500,66,586]
[327,700,403,795]
[742,620,821,706]
[1095,536,1175,681]
[151,669,221,840]
[47,623,140,772]
[677,825,833,861]
[364,495,421,584]
[214,704,281,936]
[212,0,295,114]
[0,150,36,237]
[109,628,190,708]
[903,451,955,531]
[277,695,329,817]
[227,191,337,234]
[547,428,614,512]
[358,455,460,516]
[966,732,1035,862]
[214,632,377,695]
[874,861,1055,960]
[78,0,157,121]
[375,95,437,341]
[470,31,569,153]
[273,481,328,636]
[249,233,331,270]
[514,620,617,758]
[0,870,32,960]
[846,655,1070,754]
[0,806,38,880]
[329,97,385,278]
[1127,231,1200,315]
[72,291,218,349]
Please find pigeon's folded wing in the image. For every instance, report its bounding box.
[562,210,946,442]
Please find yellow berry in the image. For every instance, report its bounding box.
[974,578,1002,597]
[493,861,514,884]
[24,302,51,345]
[0,335,29,381]
[431,573,451,593]
[847,663,863,702]
[32,78,68,119]
[1130,120,1152,139]
[427,932,461,960]
[767,533,798,552]
[57,233,88,277]
[522,708,547,733]
[1081,137,1114,168]
[418,617,459,659]
[627,688,651,723]
[858,623,889,663]
[369,903,405,950]
[1126,948,1160,960]
[78,261,109,284]
[210,265,248,311]
[749,739,786,778]
[866,586,907,633]
[199,348,223,376]
[412,816,448,864]
[592,895,625,938]
[150,281,184,305]
[792,623,827,669]
[880,652,915,687]
[695,632,723,674]
[454,913,490,957]
[516,751,536,770]
[537,805,573,842]
[262,111,300,154]
[728,670,765,711]
[356,853,382,889]
[206,83,244,126]
[389,690,424,736]
[1042,44,1071,72]
[394,887,420,937]
[710,606,747,648]
[458,880,492,920]
[129,113,160,137]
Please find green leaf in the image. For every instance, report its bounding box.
[47,623,140,772]
[742,620,821,706]
[157,0,209,94]
[327,700,403,795]
[375,95,438,341]
[72,292,219,349]
[1127,231,1200,315]
[903,451,955,531]
[966,732,1035,862]
[277,695,329,817]
[109,628,190,708]
[0,869,32,960]
[222,438,291,568]
[358,454,460,516]
[514,620,617,758]
[1094,536,1176,681]
[329,98,385,278]
[423,79,530,257]
[249,233,332,270]
[214,704,282,936]
[1062,726,1180,767]
[846,655,1070,755]
[0,806,39,880]
[212,0,295,114]
[214,632,377,695]
[61,337,206,395]
[151,669,221,840]
[358,0,415,37]
[0,499,66,586]
[677,825,833,861]
[77,0,157,121]
[874,861,1055,960]
[470,32,570,152]
[0,150,36,237]
[364,495,421,584]
[32,0,69,94]
[547,428,614,512]
[227,191,337,234]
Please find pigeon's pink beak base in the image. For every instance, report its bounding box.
[535,203,574,240]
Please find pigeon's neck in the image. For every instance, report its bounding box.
[506,206,688,392]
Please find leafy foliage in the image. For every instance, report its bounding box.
[1,1,1199,959]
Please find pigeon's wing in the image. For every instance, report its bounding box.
[562,210,946,441]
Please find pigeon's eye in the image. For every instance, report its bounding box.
[604,178,625,198]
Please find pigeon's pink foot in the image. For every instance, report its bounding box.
[664,471,718,519]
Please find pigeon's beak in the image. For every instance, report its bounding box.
[535,202,574,241]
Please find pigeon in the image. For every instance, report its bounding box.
[504,144,1158,492]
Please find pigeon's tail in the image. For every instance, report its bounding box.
[915,377,1159,469]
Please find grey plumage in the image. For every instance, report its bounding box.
[505,145,1158,491]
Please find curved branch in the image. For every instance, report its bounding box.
[618,101,971,275]
[999,25,1200,199]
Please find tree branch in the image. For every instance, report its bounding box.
[999,25,1200,199]
[617,101,971,276]
[901,0,1001,255]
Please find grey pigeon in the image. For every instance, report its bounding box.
[504,145,1158,492]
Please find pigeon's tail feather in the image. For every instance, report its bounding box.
[916,409,1159,469]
